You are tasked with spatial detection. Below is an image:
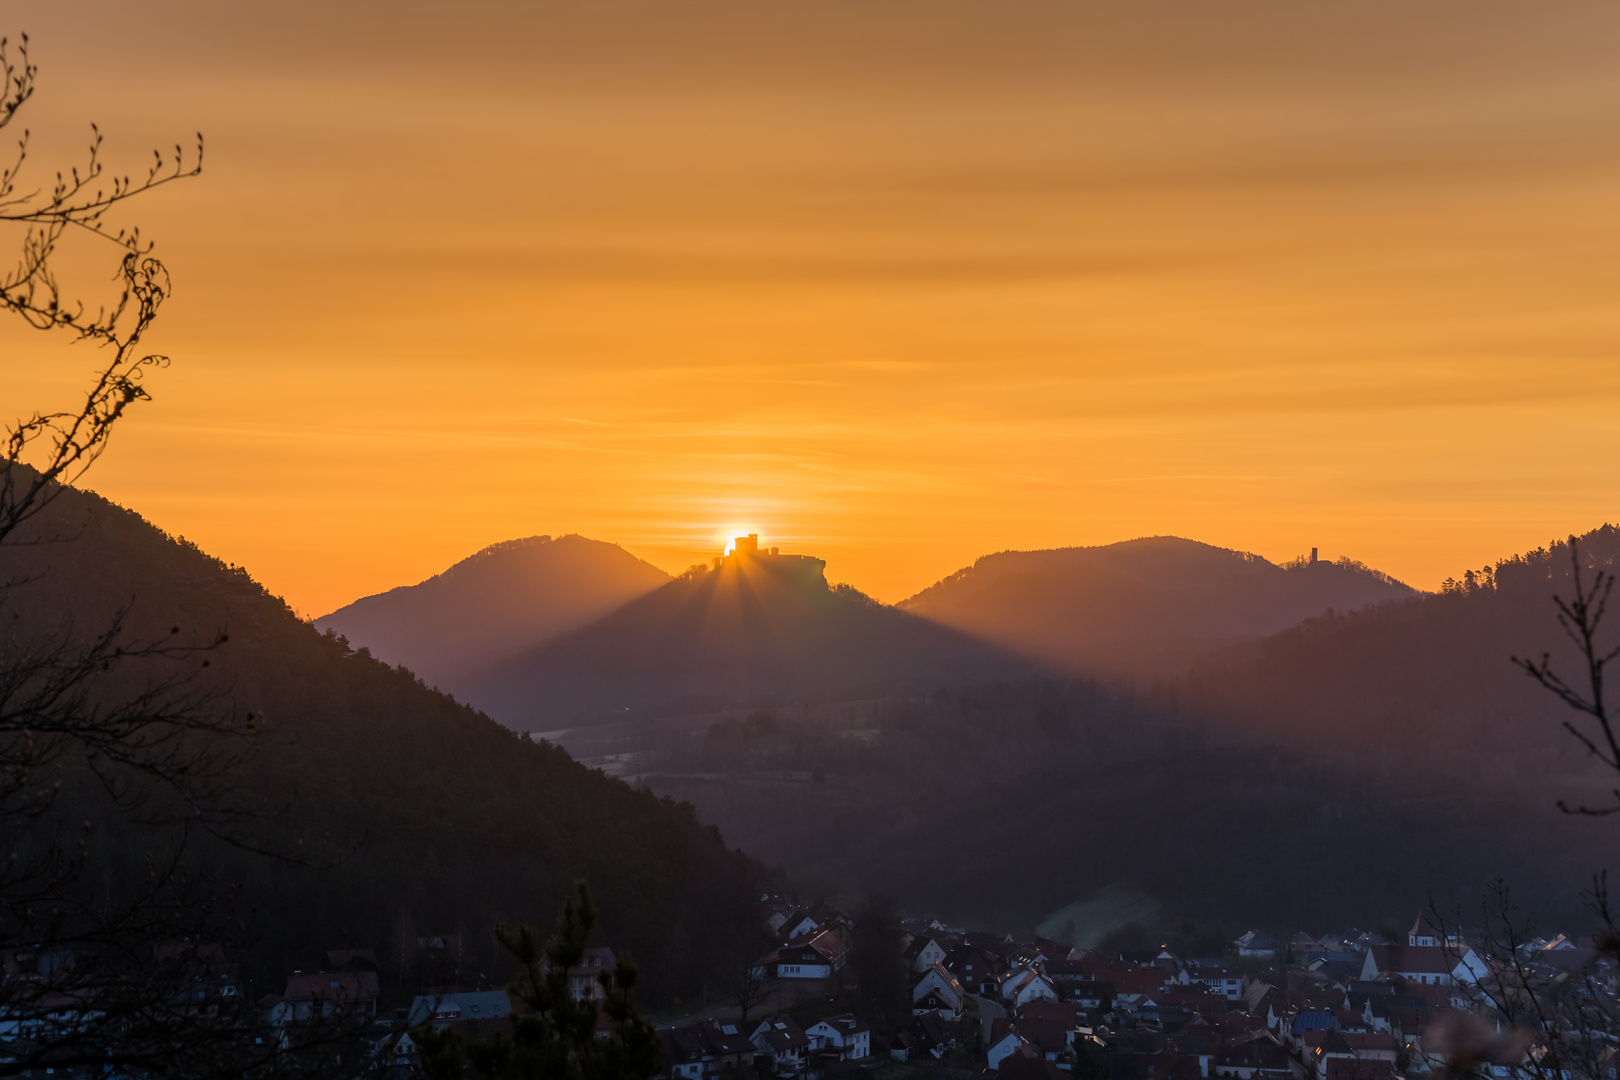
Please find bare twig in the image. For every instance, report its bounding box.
[1513,538,1620,815]
[0,32,202,546]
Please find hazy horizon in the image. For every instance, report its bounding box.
[7,0,1620,616]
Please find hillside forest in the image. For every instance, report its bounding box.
[0,480,766,1007]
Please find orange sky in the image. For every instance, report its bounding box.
[5,1,1620,616]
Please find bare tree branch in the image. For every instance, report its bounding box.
[0,32,202,547]
[1513,537,1620,815]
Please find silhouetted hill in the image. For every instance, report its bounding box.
[1171,525,1620,783]
[316,534,669,688]
[574,533,1619,936]
[458,551,1043,730]
[0,481,760,1001]
[900,537,1416,679]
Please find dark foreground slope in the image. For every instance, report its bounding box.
[460,550,1042,730]
[1,484,760,1001]
[901,537,1414,679]
[317,534,670,688]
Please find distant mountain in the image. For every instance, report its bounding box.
[458,549,1042,730]
[900,537,1416,679]
[316,534,670,688]
[1172,525,1620,770]
[0,483,759,1000]
[613,532,1620,934]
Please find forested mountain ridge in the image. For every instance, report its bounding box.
[459,549,1043,731]
[0,481,762,1002]
[316,533,670,689]
[582,533,1616,936]
[900,536,1415,680]
[1169,525,1620,789]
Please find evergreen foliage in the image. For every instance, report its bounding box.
[419,882,662,1080]
[849,896,908,1032]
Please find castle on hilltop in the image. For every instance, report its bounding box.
[730,534,775,557]
[710,534,826,580]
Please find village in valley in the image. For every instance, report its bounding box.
[242,896,1615,1080]
[650,900,1607,1080]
